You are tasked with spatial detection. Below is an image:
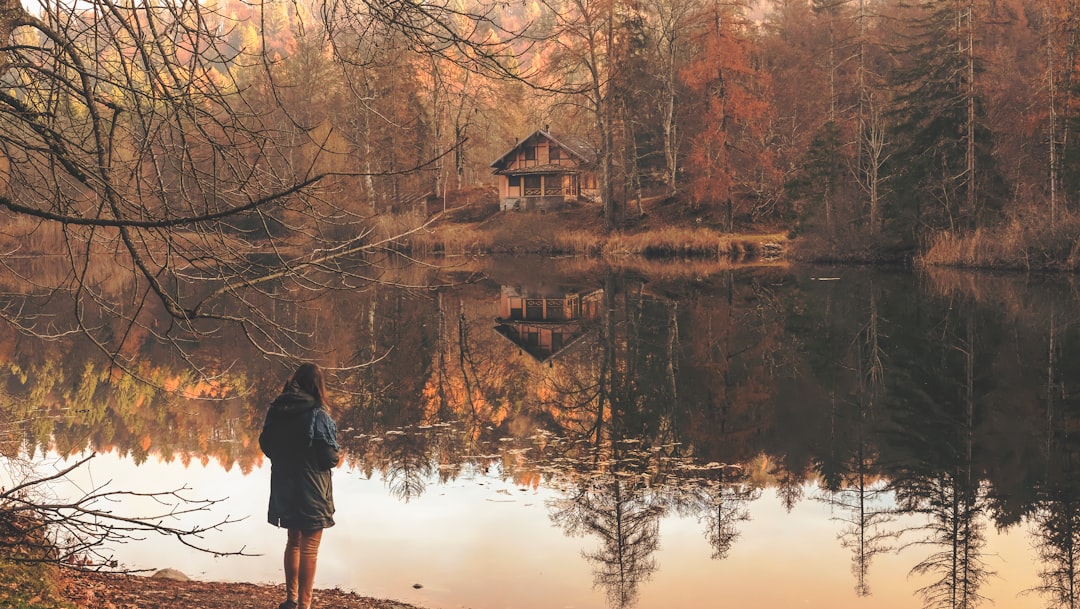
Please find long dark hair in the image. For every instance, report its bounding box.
[287,363,327,407]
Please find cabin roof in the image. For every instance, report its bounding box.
[490,130,597,170]
[493,163,585,176]
[493,321,595,363]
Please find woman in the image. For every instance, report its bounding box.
[259,363,340,609]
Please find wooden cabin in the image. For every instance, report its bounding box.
[494,285,604,363]
[490,129,599,212]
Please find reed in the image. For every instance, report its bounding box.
[552,230,603,255]
[0,214,68,255]
[919,214,1080,272]
[604,227,786,260]
[408,223,496,256]
[379,208,788,261]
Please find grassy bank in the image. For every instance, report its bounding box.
[918,217,1080,272]
[386,202,787,262]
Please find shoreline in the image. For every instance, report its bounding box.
[412,198,1080,273]
[58,569,429,609]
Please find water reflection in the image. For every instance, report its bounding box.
[493,284,603,363]
[7,260,1080,608]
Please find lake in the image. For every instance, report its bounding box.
[6,257,1079,609]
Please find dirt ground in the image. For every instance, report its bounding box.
[59,570,428,609]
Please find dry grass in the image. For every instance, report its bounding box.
[410,206,787,261]
[918,214,1080,272]
[552,229,605,255]
[918,224,1027,269]
[0,214,68,255]
[603,227,787,260]
[407,218,498,256]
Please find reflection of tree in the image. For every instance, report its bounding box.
[1028,302,1080,609]
[1030,489,1080,609]
[817,287,895,596]
[416,284,528,442]
[902,475,991,609]
[689,468,757,560]
[529,269,794,606]
[828,474,894,596]
[382,433,435,502]
[28,260,1080,607]
[549,467,663,609]
[775,466,806,512]
[543,273,681,609]
[0,324,265,471]
[677,270,785,468]
[888,311,994,609]
[823,378,894,597]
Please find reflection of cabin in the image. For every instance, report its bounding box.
[490,129,599,212]
[494,285,604,363]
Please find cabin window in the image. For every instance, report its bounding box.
[508,176,520,187]
[525,299,544,319]
[550,147,561,162]
[544,178,563,196]
[524,175,541,196]
[524,146,536,161]
[508,295,523,320]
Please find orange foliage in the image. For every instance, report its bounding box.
[510,469,543,490]
[681,6,775,211]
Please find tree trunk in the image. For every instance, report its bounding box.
[963,0,977,224]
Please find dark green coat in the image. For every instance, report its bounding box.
[259,385,339,530]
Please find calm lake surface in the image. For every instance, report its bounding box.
[8,257,1080,609]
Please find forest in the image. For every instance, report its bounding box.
[208,0,1080,262]
[2,0,1077,274]
[4,1,1080,604]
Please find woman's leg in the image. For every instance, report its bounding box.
[283,529,302,606]
[297,528,324,609]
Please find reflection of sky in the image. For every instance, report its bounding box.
[19,451,1043,609]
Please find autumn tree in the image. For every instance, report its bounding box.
[778,0,852,236]
[542,0,620,227]
[680,0,778,231]
[641,0,701,195]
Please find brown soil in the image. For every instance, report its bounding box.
[59,570,427,609]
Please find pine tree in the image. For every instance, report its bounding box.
[787,120,846,236]
[886,0,1002,240]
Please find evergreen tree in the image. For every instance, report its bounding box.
[1067,77,1080,198]
[885,0,1003,241]
[787,120,847,236]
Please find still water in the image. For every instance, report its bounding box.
[7,258,1080,609]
